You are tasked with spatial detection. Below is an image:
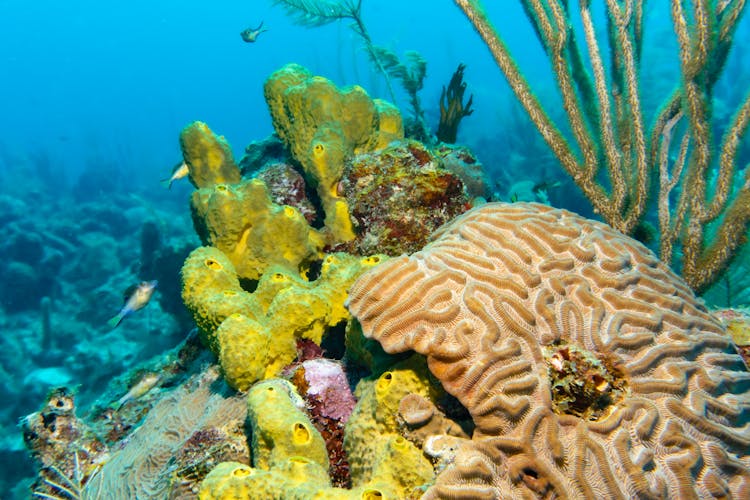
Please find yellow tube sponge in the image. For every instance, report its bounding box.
[199,458,398,500]
[344,355,440,494]
[198,462,255,500]
[366,434,434,498]
[368,99,404,151]
[180,246,261,351]
[215,314,271,391]
[190,178,325,281]
[182,248,386,390]
[263,63,404,244]
[180,121,241,188]
[247,379,329,471]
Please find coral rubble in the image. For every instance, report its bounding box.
[21,388,107,498]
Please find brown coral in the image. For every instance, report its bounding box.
[397,393,468,448]
[347,202,750,498]
[338,140,472,256]
[22,388,107,497]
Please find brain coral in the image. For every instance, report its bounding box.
[347,202,750,498]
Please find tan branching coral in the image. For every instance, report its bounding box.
[348,202,750,498]
[453,0,750,291]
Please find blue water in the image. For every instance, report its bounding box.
[1,0,749,496]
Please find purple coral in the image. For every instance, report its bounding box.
[300,359,356,423]
[289,359,356,488]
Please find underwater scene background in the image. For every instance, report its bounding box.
[1,0,750,498]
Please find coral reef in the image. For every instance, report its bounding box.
[179,64,486,398]
[348,202,750,498]
[16,54,750,500]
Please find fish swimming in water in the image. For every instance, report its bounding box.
[108,280,158,329]
[116,372,161,410]
[160,161,189,189]
[240,21,268,43]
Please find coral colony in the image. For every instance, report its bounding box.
[23,1,750,499]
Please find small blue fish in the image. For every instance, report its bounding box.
[240,21,268,43]
[108,280,158,329]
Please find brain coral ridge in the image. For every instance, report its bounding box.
[347,202,750,499]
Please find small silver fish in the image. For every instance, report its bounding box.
[108,280,158,329]
[116,372,161,410]
[161,161,189,189]
[240,21,268,43]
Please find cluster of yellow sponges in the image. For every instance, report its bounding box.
[199,378,434,499]
[182,247,385,390]
[190,177,325,281]
[178,115,389,391]
[177,77,405,380]
[178,65,447,497]
[264,63,404,243]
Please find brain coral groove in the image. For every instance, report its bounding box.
[347,202,750,499]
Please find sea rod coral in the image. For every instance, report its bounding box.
[348,202,750,498]
[453,0,750,291]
